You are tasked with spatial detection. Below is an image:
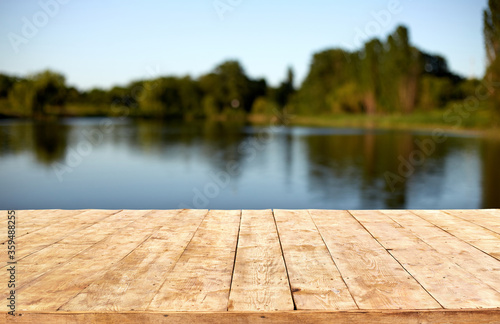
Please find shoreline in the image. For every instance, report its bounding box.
[247,113,500,139]
[1,112,499,139]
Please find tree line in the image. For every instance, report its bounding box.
[0,20,498,120]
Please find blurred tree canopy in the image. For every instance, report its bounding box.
[484,0,500,114]
[0,25,485,120]
[290,26,464,116]
[2,70,67,117]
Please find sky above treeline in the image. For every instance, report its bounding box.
[0,0,487,90]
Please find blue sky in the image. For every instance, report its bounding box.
[0,0,488,90]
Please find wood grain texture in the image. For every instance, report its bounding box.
[311,210,440,310]
[0,210,92,264]
[443,209,500,235]
[148,210,241,312]
[1,210,74,245]
[0,210,149,299]
[413,210,500,261]
[381,210,500,295]
[59,209,208,311]
[2,210,120,263]
[14,210,178,311]
[351,210,500,309]
[1,208,500,322]
[273,209,358,310]
[228,210,293,311]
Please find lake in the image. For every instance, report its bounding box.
[0,117,499,210]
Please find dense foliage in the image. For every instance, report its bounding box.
[292,26,466,116]
[484,0,500,114]
[0,25,486,119]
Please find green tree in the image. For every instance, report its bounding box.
[292,49,356,115]
[137,76,203,118]
[83,88,110,105]
[291,25,463,116]
[139,77,180,117]
[382,26,420,113]
[275,66,295,109]
[199,60,265,116]
[31,70,67,117]
[251,96,279,116]
[0,74,16,99]
[418,76,454,109]
[484,0,500,113]
[7,79,34,117]
[361,39,383,114]
[177,76,203,118]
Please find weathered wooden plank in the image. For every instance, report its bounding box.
[148,210,241,312]
[14,210,180,311]
[5,310,500,324]
[311,210,440,310]
[2,208,500,318]
[443,209,500,236]
[413,210,500,261]
[381,210,500,294]
[3,210,121,263]
[1,243,92,299]
[0,210,151,297]
[273,209,358,310]
[59,209,208,311]
[0,210,86,251]
[351,210,500,309]
[1,210,71,244]
[228,210,293,311]
[18,209,86,233]
[56,209,149,245]
[1,210,90,265]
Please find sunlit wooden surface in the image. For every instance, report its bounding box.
[2,209,500,323]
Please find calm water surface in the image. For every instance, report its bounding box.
[1,118,499,209]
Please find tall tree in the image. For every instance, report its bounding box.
[199,60,264,115]
[383,26,420,114]
[484,0,500,113]
[276,66,295,109]
[8,79,34,117]
[361,39,383,114]
[0,74,15,99]
[31,71,67,117]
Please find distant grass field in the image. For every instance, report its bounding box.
[249,102,500,138]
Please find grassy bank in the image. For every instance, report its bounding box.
[2,101,500,138]
[248,104,500,138]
